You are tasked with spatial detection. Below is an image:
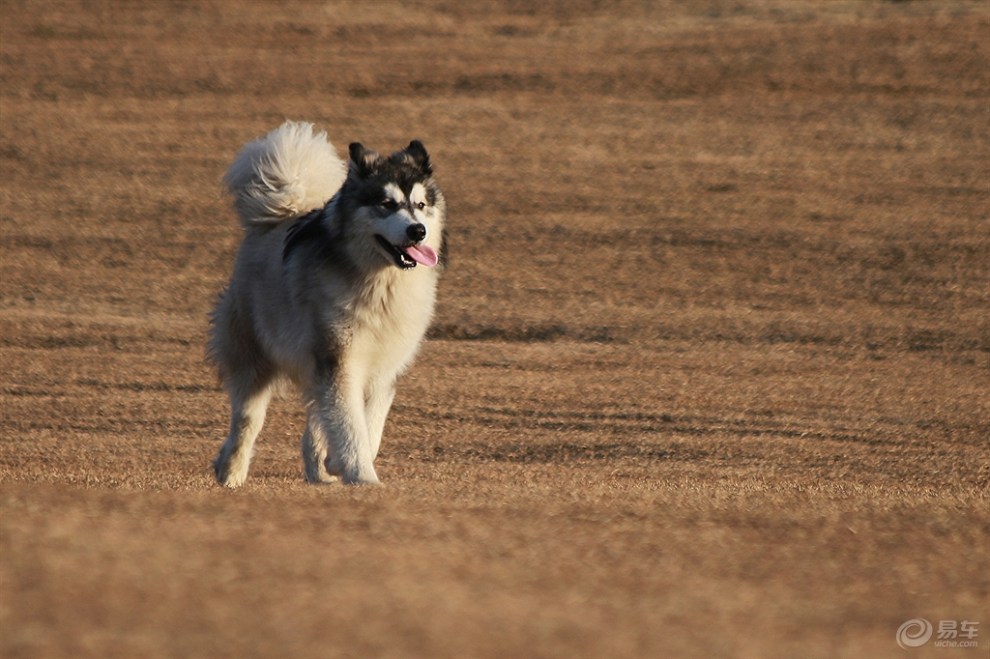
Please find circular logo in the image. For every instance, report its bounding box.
[897,618,933,649]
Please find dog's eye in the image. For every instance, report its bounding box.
[416,202,426,211]
[381,199,399,211]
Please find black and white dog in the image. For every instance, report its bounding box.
[209,121,445,486]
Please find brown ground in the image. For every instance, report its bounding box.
[1,1,988,657]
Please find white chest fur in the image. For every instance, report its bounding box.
[346,267,438,378]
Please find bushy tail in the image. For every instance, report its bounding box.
[223,121,347,227]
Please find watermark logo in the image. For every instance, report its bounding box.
[897,618,980,650]
[897,619,934,649]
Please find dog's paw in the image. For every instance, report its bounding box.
[340,470,382,486]
[216,470,248,488]
[214,456,249,488]
[325,456,380,486]
[305,471,341,485]
[304,456,338,485]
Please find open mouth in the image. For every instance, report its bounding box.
[375,235,417,269]
[374,235,439,270]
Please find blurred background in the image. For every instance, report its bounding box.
[1,1,988,657]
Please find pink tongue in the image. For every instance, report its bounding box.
[404,244,439,267]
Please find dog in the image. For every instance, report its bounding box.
[208,121,445,486]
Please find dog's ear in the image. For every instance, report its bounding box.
[349,143,382,178]
[405,140,432,175]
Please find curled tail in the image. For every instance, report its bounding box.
[223,121,347,227]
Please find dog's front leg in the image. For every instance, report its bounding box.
[310,369,380,485]
[365,376,397,461]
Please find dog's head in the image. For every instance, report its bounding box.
[339,141,445,271]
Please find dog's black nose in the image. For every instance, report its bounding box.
[406,223,427,242]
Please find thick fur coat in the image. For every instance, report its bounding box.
[209,121,445,486]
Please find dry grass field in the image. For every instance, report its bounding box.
[1,1,988,657]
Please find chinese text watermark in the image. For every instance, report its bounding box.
[897,618,980,650]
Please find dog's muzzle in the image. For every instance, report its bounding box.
[375,225,438,270]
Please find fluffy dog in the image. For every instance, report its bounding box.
[209,121,445,486]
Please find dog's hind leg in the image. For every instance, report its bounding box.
[301,410,338,483]
[214,372,274,488]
